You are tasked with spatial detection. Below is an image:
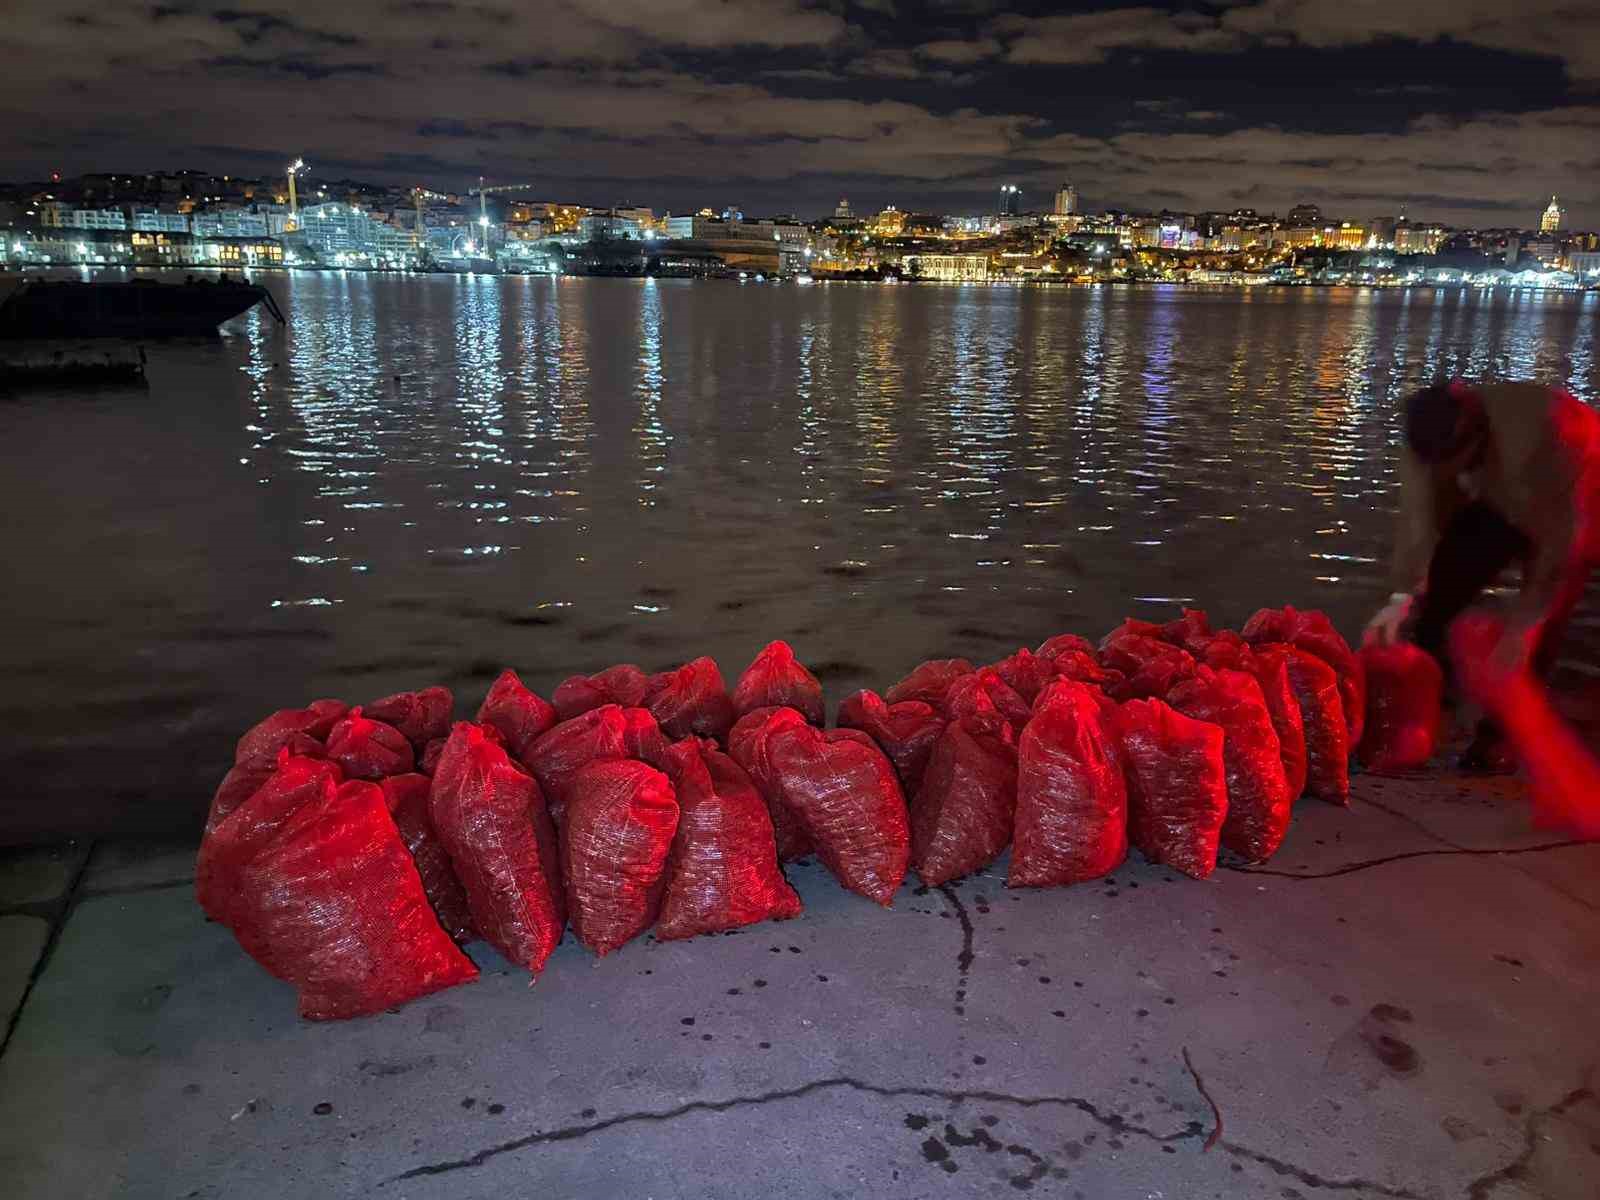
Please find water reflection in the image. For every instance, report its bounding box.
[2,278,1598,836]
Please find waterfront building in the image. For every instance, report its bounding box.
[1540,195,1564,233]
[130,209,190,233]
[905,253,990,282]
[578,211,646,240]
[1569,250,1600,280]
[291,202,416,265]
[191,208,269,238]
[42,205,128,231]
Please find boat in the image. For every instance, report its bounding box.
[0,276,285,339]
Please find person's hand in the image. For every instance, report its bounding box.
[1449,611,1535,718]
[1364,593,1414,647]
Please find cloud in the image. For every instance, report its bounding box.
[1219,0,1600,81]
[991,1,1600,81]
[997,8,1243,66]
[915,37,1001,65]
[0,0,1596,225]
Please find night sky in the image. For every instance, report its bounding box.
[3,1,1597,226]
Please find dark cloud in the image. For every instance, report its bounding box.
[0,0,1594,225]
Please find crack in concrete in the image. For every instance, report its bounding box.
[78,877,195,900]
[1221,839,1588,880]
[936,883,974,1016]
[1218,1137,1428,1198]
[1464,1081,1597,1200]
[0,840,95,1060]
[382,1075,1200,1185]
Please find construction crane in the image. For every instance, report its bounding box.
[468,177,539,227]
[285,158,307,231]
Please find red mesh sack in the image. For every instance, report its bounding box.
[989,647,1052,705]
[561,758,679,955]
[552,664,651,722]
[325,708,414,780]
[429,722,566,976]
[205,731,323,836]
[196,750,342,927]
[1357,643,1444,773]
[837,689,945,796]
[1099,634,1197,701]
[1036,634,1095,662]
[910,712,1017,886]
[885,657,974,707]
[941,668,1032,737]
[1200,634,1308,801]
[644,656,736,741]
[1161,608,1213,654]
[476,668,558,764]
[231,778,477,1020]
[1011,680,1128,887]
[524,704,630,821]
[1099,618,1169,649]
[1037,649,1124,699]
[419,737,446,775]
[380,773,475,944]
[621,706,673,770]
[767,724,910,905]
[1243,605,1366,745]
[1114,699,1228,879]
[234,699,347,768]
[732,641,825,725]
[1256,644,1349,804]
[1167,667,1292,862]
[657,738,802,940]
[728,706,815,861]
[364,686,453,751]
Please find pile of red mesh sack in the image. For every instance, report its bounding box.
[199,604,1409,1019]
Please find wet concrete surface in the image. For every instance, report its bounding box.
[0,768,1596,1200]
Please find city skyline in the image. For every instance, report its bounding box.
[3,1,1598,226]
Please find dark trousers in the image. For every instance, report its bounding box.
[1410,502,1570,741]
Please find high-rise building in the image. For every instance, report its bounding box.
[834,198,853,219]
[1052,183,1078,216]
[1541,195,1564,233]
[1286,202,1321,226]
[999,184,1021,216]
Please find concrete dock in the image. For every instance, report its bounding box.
[1,767,1596,1200]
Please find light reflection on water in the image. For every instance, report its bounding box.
[2,277,1597,838]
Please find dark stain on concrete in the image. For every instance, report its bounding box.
[1362,1032,1420,1075]
[359,1056,435,1077]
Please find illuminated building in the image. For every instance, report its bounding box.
[578,211,646,240]
[130,209,190,233]
[1540,195,1564,233]
[191,209,269,238]
[1394,222,1447,254]
[834,198,853,219]
[905,253,990,282]
[999,184,1021,216]
[1569,251,1600,279]
[868,206,906,237]
[1329,222,1368,250]
[1052,183,1078,216]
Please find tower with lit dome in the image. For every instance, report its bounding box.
[1541,195,1564,233]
